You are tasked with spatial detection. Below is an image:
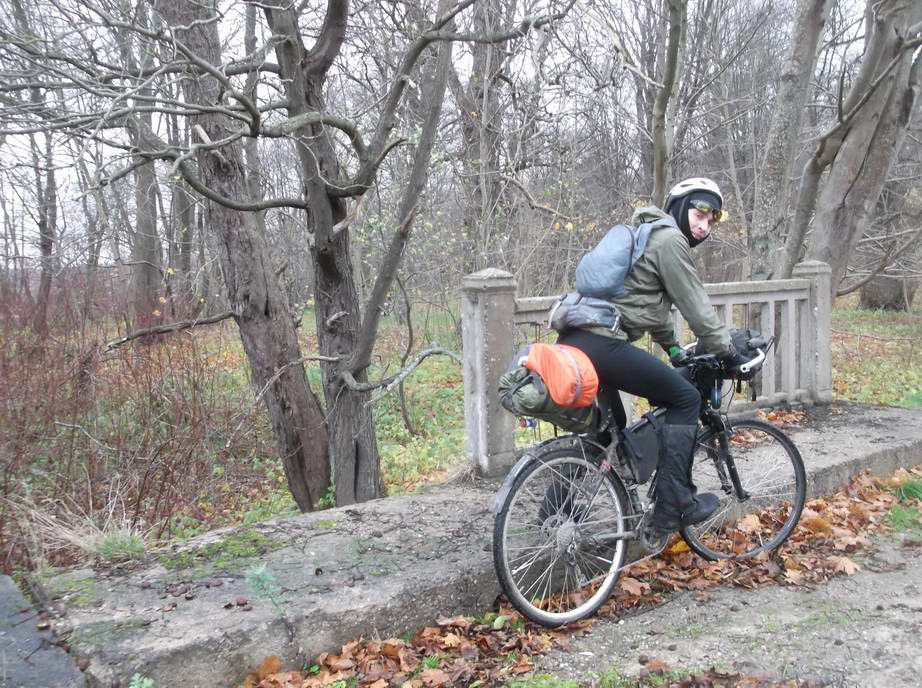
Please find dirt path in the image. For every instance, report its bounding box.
[530,534,922,687]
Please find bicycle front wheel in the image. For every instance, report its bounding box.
[493,441,631,627]
[681,418,806,561]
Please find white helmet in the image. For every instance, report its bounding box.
[665,177,723,210]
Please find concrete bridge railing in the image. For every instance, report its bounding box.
[461,261,833,476]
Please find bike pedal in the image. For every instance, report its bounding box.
[640,527,669,554]
[638,511,671,555]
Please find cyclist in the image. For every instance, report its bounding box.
[557,178,753,536]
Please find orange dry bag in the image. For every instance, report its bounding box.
[519,343,599,408]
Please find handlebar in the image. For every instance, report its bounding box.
[739,348,766,374]
[679,337,775,378]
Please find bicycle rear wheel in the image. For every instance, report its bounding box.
[681,418,806,560]
[493,440,631,627]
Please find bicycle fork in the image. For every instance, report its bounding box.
[708,429,751,502]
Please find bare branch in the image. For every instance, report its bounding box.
[338,346,462,397]
[104,310,235,351]
[499,174,579,221]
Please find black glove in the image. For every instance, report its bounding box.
[719,347,756,381]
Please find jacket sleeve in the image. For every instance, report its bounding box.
[656,234,731,356]
[648,316,680,352]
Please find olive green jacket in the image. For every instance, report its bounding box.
[587,206,731,356]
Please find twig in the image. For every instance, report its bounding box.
[395,274,417,436]
[53,422,117,452]
[338,346,462,403]
[104,310,235,351]
[499,174,579,221]
[224,352,341,452]
[831,329,918,343]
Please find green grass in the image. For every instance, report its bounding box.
[95,531,146,562]
[507,675,580,688]
[157,528,285,573]
[422,654,442,669]
[831,302,922,407]
[373,356,466,493]
[895,479,922,502]
[888,505,922,533]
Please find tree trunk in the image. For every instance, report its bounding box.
[651,0,687,206]
[859,275,916,310]
[805,4,922,295]
[450,0,506,273]
[155,0,331,511]
[749,0,831,280]
[263,3,382,505]
[32,135,55,336]
[174,180,196,307]
[131,132,162,328]
[243,4,267,237]
[780,0,922,282]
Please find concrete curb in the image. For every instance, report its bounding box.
[0,575,84,688]
[25,403,922,687]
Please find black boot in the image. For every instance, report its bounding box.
[648,424,718,533]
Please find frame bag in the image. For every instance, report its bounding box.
[619,409,666,484]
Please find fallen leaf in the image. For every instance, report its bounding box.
[436,615,472,631]
[667,539,690,555]
[645,659,670,674]
[421,667,450,686]
[381,640,403,659]
[801,515,833,536]
[737,513,762,533]
[832,556,860,575]
[241,655,282,687]
[328,657,354,671]
[783,557,803,571]
[441,632,464,648]
[511,661,533,675]
[619,577,650,596]
[783,569,805,585]
[257,672,303,688]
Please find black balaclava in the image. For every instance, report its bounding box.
[665,190,722,248]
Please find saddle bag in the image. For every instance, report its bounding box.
[498,343,600,434]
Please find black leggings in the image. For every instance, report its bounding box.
[556,329,700,429]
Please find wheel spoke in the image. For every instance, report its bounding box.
[495,448,629,626]
[682,421,805,561]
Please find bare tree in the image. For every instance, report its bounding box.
[748,0,832,280]
[782,0,922,289]
[651,0,687,206]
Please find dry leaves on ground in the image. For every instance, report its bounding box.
[243,464,918,688]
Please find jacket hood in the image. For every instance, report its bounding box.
[631,206,676,226]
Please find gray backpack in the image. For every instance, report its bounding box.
[575,217,677,299]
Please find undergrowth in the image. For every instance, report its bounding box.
[831,298,922,407]
[3,293,919,574]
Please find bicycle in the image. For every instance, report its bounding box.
[491,337,807,627]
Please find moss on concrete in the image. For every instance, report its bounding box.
[69,617,150,648]
[157,528,285,573]
[33,569,100,608]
